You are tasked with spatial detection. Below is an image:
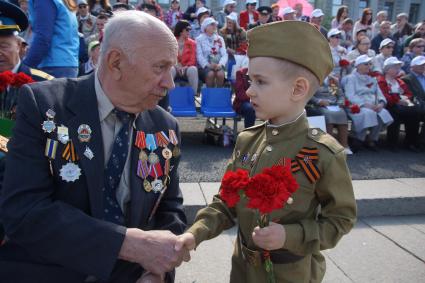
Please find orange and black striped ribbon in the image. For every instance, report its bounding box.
[62,140,78,162]
[295,147,321,183]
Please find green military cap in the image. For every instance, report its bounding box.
[247,20,333,84]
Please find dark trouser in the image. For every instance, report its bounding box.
[239,101,256,128]
[386,104,421,146]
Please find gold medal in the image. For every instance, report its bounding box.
[172,146,180,158]
[162,148,172,160]
[139,150,148,161]
[143,179,152,192]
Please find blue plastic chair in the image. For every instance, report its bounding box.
[168,87,197,117]
[200,88,236,117]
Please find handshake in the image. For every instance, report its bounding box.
[118,228,197,281]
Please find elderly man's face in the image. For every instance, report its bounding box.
[259,13,270,24]
[0,36,21,72]
[311,16,322,25]
[113,42,177,112]
[412,64,425,74]
[380,24,391,36]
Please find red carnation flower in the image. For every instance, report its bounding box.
[344,98,351,108]
[11,72,35,88]
[339,59,350,67]
[0,71,15,93]
[350,104,360,114]
[219,169,249,207]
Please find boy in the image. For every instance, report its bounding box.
[176,21,357,282]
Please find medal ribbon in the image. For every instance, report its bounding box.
[135,131,147,149]
[45,138,58,159]
[295,147,320,183]
[156,131,170,148]
[149,163,163,178]
[137,160,150,179]
[146,134,157,151]
[275,157,291,167]
[164,159,170,176]
[168,129,178,145]
[62,140,78,161]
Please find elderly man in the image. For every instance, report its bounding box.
[371,21,394,54]
[0,11,188,283]
[372,10,387,38]
[310,8,328,38]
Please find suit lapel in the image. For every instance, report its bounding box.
[129,111,158,227]
[65,74,105,219]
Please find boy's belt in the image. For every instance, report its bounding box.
[238,230,304,266]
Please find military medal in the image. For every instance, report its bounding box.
[250,153,258,167]
[84,146,94,160]
[151,179,163,193]
[241,152,250,164]
[137,159,150,179]
[42,120,56,133]
[139,150,148,161]
[169,129,180,158]
[45,138,58,159]
[172,146,180,158]
[148,152,159,164]
[143,179,152,192]
[57,126,69,144]
[162,148,172,160]
[59,162,81,182]
[156,131,170,148]
[135,131,147,149]
[145,134,157,151]
[77,124,92,143]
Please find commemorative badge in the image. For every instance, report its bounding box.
[59,162,81,182]
[42,120,56,133]
[148,152,159,164]
[46,109,56,119]
[77,124,92,142]
[44,138,58,159]
[162,148,172,160]
[57,126,69,144]
[84,146,94,160]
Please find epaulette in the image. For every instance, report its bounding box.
[29,68,54,80]
[241,121,266,132]
[0,135,9,153]
[307,128,344,154]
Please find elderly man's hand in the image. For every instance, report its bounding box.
[174,232,196,251]
[119,228,190,275]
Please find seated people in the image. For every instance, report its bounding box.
[233,67,255,128]
[377,57,421,151]
[172,20,198,95]
[164,0,183,30]
[196,17,227,87]
[401,38,425,74]
[248,6,272,30]
[328,28,348,78]
[345,55,393,151]
[78,40,100,76]
[347,35,376,64]
[190,7,210,39]
[372,38,395,75]
[402,55,425,146]
[310,77,352,154]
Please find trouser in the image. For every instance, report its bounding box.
[355,117,384,142]
[387,104,420,146]
[239,101,256,128]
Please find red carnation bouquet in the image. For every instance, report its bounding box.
[339,59,350,68]
[220,165,299,283]
[344,98,361,114]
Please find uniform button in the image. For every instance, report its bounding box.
[272,129,279,136]
[312,129,319,136]
[266,145,273,152]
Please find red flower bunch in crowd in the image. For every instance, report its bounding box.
[339,59,350,68]
[213,38,222,48]
[344,99,360,114]
[0,71,35,93]
[211,47,218,55]
[219,165,299,214]
[386,94,400,106]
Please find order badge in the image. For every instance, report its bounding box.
[59,162,82,182]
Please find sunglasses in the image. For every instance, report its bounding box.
[331,35,341,39]
[79,4,88,8]
[384,45,394,49]
[416,45,425,48]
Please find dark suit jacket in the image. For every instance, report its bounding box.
[402,73,425,102]
[0,74,186,282]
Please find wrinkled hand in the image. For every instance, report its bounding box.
[252,222,286,251]
[119,228,190,275]
[175,232,196,251]
[136,272,164,283]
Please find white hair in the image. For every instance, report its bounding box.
[377,10,387,17]
[99,10,175,65]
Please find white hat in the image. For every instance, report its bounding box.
[383,57,403,69]
[246,0,257,4]
[327,28,342,39]
[223,0,236,7]
[201,17,218,33]
[354,55,372,67]
[311,9,324,18]
[379,38,394,49]
[410,55,425,67]
[226,12,238,23]
[282,7,295,15]
[196,7,210,17]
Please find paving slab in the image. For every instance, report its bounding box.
[362,216,425,262]
[322,252,354,283]
[395,178,425,190]
[180,183,206,224]
[199,182,220,204]
[326,219,425,283]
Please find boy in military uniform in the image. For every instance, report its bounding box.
[176,21,357,283]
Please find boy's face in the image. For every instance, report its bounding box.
[246,57,304,124]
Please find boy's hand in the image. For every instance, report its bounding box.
[175,232,196,251]
[252,222,286,251]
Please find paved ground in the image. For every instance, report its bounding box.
[175,215,425,283]
[177,118,425,182]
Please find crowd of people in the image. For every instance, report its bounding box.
[7,0,425,154]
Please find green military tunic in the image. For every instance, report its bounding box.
[187,113,357,283]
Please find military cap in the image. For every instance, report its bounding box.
[247,20,333,84]
[0,0,28,36]
[257,6,272,15]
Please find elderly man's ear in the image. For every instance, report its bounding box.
[106,49,123,80]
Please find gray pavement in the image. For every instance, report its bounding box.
[175,215,425,283]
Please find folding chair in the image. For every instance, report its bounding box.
[168,87,197,117]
